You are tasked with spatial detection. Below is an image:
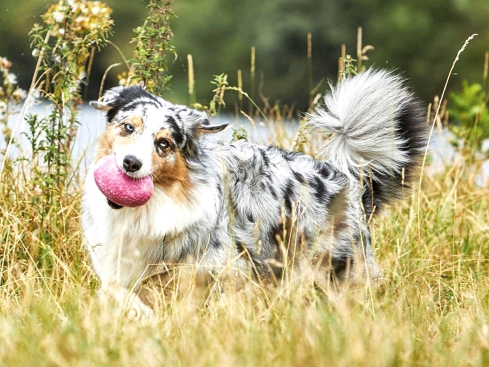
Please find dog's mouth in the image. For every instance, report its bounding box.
[94,155,154,209]
[107,199,124,210]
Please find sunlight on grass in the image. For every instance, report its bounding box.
[0,2,488,366]
[1,125,488,366]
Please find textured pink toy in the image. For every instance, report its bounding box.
[94,155,154,207]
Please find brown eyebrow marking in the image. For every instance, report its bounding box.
[154,129,174,145]
[122,115,143,130]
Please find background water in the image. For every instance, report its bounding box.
[2,103,488,185]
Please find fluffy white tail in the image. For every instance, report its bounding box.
[309,69,427,213]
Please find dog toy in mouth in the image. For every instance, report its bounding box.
[93,155,154,208]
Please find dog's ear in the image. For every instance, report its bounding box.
[177,107,228,156]
[177,107,228,136]
[196,119,228,135]
[89,87,124,111]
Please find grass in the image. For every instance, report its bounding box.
[0,11,487,365]
[0,122,488,366]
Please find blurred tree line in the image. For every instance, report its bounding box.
[0,0,488,111]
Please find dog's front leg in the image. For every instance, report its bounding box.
[99,281,154,319]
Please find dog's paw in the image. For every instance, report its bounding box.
[99,282,155,320]
[124,297,155,320]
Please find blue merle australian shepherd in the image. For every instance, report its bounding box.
[82,70,427,316]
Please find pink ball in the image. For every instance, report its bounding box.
[93,155,154,207]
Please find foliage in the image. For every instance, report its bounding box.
[128,0,175,95]
[1,1,489,365]
[449,80,489,151]
[0,0,114,278]
[0,57,27,161]
[209,73,229,116]
[1,0,489,106]
[28,0,113,185]
[163,0,489,109]
[340,55,358,79]
[231,125,248,143]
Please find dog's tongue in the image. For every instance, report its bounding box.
[93,155,154,208]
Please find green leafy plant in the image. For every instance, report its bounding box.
[128,0,175,95]
[28,0,113,186]
[449,80,489,151]
[3,0,114,275]
[231,125,248,143]
[209,73,229,116]
[340,54,358,79]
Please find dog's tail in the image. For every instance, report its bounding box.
[308,69,427,216]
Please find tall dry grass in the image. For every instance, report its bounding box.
[0,120,488,366]
[0,15,487,366]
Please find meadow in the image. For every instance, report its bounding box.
[1,112,489,367]
[1,1,489,366]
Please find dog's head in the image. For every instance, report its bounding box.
[91,86,227,185]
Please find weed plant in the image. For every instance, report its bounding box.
[128,0,175,95]
[0,2,488,366]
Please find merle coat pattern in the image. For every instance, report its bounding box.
[82,70,427,317]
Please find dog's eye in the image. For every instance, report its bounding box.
[156,139,170,151]
[123,123,135,134]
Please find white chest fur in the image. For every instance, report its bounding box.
[81,167,220,287]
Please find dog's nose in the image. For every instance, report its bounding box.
[123,155,143,173]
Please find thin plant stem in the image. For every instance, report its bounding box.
[417,34,478,233]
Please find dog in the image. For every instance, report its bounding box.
[82,69,427,317]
